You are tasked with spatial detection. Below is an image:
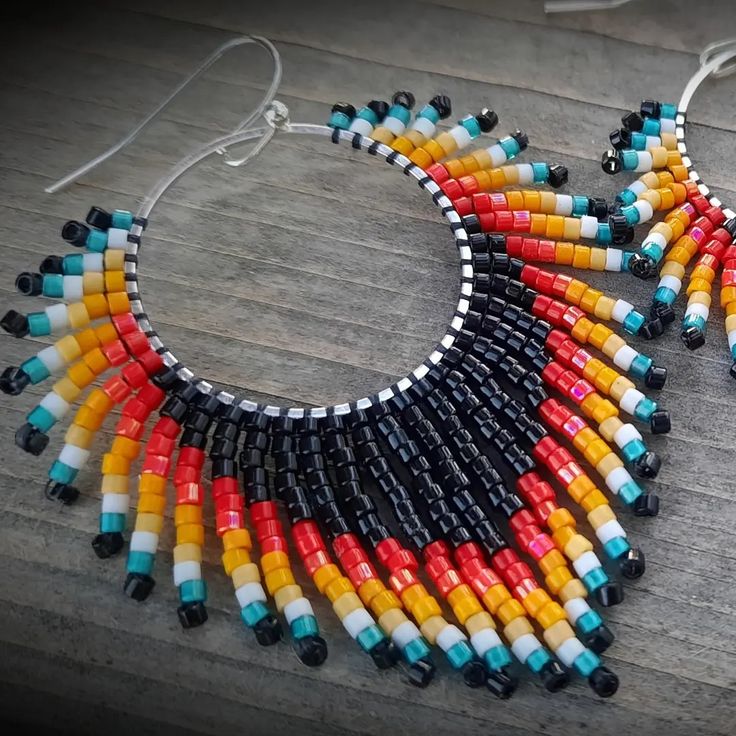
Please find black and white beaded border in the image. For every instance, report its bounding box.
[123,125,473,417]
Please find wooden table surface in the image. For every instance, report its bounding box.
[1,1,735,734]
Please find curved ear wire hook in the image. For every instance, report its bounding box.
[45,35,282,194]
[679,40,736,114]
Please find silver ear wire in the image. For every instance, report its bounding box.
[699,38,736,79]
[45,36,282,194]
[544,0,636,13]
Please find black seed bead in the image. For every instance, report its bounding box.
[1,310,29,338]
[621,110,644,131]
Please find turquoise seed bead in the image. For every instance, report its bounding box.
[388,104,411,126]
[27,405,56,432]
[42,274,64,298]
[572,196,589,217]
[622,438,646,462]
[617,189,637,206]
[631,132,647,150]
[642,118,660,136]
[20,356,50,383]
[485,644,513,671]
[654,287,677,304]
[573,649,601,678]
[622,149,639,170]
[619,481,643,505]
[683,313,706,331]
[582,567,609,593]
[630,353,653,378]
[460,116,481,138]
[532,162,549,183]
[642,241,664,263]
[623,311,646,335]
[111,210,134,230]
[634,397,657,421]
[49,460,77,485]
[329,111,351,129]
[660,103,677,120]
[731,343,736,360]
[446,640,474,670]
[577,610,603,635]
[27,312,52,336]
[355,107,378,126]
[127,550,155,575]
[100,512,126,533]
[63,253,84,275]
[404,636,431,664]
[499,135,520,158]
[241,600,269,627]
[179,579,207,604]
[603,536,631,560]
[596,223,612,244]
[291,614,319,640]
[526,647,552,673]
[621,205,639,225]
[356,624,385,652]
[621,251,633,271]
[86,230,108,252]
[418,103,439,125]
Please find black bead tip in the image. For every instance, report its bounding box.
[123,572,155,602]
[177,601,209,629]
[582,624,615,654]
[253,614,283,646]
[293,635,328,667]
[645,365,667,390]
[628,252,657,280]
[0,366,30,396]
[86,206,113,230]
[367,100,389,120]
[540,659,569,692]
[15,423,49,455]
[392,90,415,109]
[639,318,664,340]
[61,220,89,247]
[588,196,608,219]
[91,531,124,558]
[39,255,64,274]
[1,310,29,338]
[620,547,646,579]
[548,164,568,188]
[407,658,435,688]
[640,99,661,119]
[609,128,632,150]
[486,669,518,699]
[44,481,79,505]
[651,301,676,325]
[368,639,400,669]
[681,326,706,350]
[461,659,486,688]
[331,101,356,118]
[588,666,619,698]
[595,582,624,607]
[621,110,644,132]
[650,410,671,435]
[15,272,43,296]
[429,94,452,119]
[633,451,662,478]
[633,492,660,517]
[601,150,622,175]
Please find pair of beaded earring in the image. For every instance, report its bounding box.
[0,36,674,699]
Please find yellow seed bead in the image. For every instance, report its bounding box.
[523,190,541,212]
[482,583,511,614]
[86,388,114,414]
[553,525,576,549]
[325,575,353,602]
[594,296,615,320]
[522,588,551,618]
[174,504,202,527]
[464,611,495,636]
[497,598,526,626]
[94,322,118,345]
[139,473,167,495]
[411,595,443,624]
[104,249,126,270]
[101,453,130,476]
[174,543,203,564]
[598,416,622,442]
[589,248,607,271]
[584,439,610,466]
[137,493,165,515]
[546,215,565,240]
[264,567,295,595]
[572,245,591,269]
[106,291,130,315]
[565,279,587,305]
[313,564,341,594]
[111,435,140,460]
[572,426,597,453]
[446,584,474,609]
[67,362,96,389]
[503,615,534,643]
[538,601,567,628]
[563,217,581,241]
[419,615,447,644]
[434,132,457,156]
[371,589,402,617]
[401,583,428,610]
[358,578,385,605]
[568,475,596,504]
[135,513,164,534]
[582,358,604,383]
[556,241,575,265]
[558,578,587,604]
[222,529,252,551]
[726,314,736,333]
[651,146,668,168]
[333,591,363,619]
[370,126,394,145]
[177,523,205,547]
[52,377,82,404]
[64,423,94,449]
[596,453,623,477]
[101,474,129,494]
[453,595,483,625]
[378,608,407,635]
[423,139,448,163]
[587,504,616,529]
[82,348,110,375]
[547,507,575,531]
[538,549,566,576]
[539,192,557,214]
[260,551,290,575]
[274,584,303,612]
[67,302,91,329]
[502,167,520,187]
[564,534,593,561]
[601,334,625,360]
[581,489,609,513]
[580,288,603,313]
[609,376,635,402]
[83,272,104,294]
[83,294,109,319]
[56,335,83,362]
[688,290,712,307]
[594,366,618,394]
[545,566,573,595]
[543,619,575,650]
[571,317,594,344]
[231,562,261,588]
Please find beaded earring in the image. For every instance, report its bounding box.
[598,39,736,372]
[0,35,671,699]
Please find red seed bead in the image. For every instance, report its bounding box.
[103,375,132,403]
[295,533,323,557]
[532,294,552,318]
[101,340,129,367]
[250,501,278,524]
[261,536,288,554]
[516,524,542,551]
[211,476,237,498]
[423,540,451,560]
[340,547,368,570]
[122,398,149,423]
[454,541,483,566]
[178,446,205,469]
[137,350,164,376]
[514,578,539,600]
[375,538,402,566]
[495,211,514,231]
[389,568,419,595]
[214,494,243,513]
[115,415,144,440]
[436,568,463,597]
[176,482,203,505]
[468,566,501,595]
[458,176,479,197]
[506,235,523,257]
[536,270,556,293]
[173,465,199,485]
[539,240,556,261]
[152,417,180,438]
[512,211,531,231]
[216,510,243,536]
[147,433,176,457]
[492,548,518,572]
[122,330,150,357]
[141,454,171,476]
[426,163,449,183]
[522,264,540,285]
[137,383,165,409]
[532,435,558,462]
[704,206,725,225]
[528,533,556,560]
[558,461,585,487]
[387,548,418,573]
[454,196,474,217]
[535,500,558,524]
[521,239,540,261]
[255,519,283,542]
[333,533,360,558]
[425,555,453,581]
[292,520,319,541]
[509,509,536,534]
[347,561,377,588]
[121,361,148,389]
[304,550,330,576]
[473,193,493,213]
[441,179,464,200]
[111,313,138,335]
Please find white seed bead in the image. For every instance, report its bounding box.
[45,303,69,331]
[487,144,506,167]
[349,118,373,136]
[101,493,130,514]
[613,423,642,447]
[411,117,435,139]
[37,346,65,372]
[342,607,375,639]
[572,550,601,578]
[173,561,202,586]
[63,276,84,301]
[510,633,542,663]
[383,116,405,137]
[596,519,627,545]
[579,215,598,239]
[563,598,591,625]
[634,200,654,223]
[470,628,503,656]
[635,151,653,172]
[129,530,158,554]
[106,228,129,249]
[556,637,586,667]
[58,443,90,469]
[451,125,472,150]
[620,388,645,415]
[611,299,634,323]
[605,466,631,494]
[659,274,682,293]
[235,582,267,609]
[613,345,638,370]
[516,164,534,186]
[436,624,466,652]
[40,392,71,420]
[728,330,736,350]
[685,302,709,320]
[605,249,623,271]
[660,118,676,134]
[284,597,315,625]
[392,620,422,648]
[629,180,647,196]
[83,252,104,272]
[554,194,574,216]
[645,135,660,149]
[645,232,667,250]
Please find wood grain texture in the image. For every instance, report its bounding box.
[1,1,735,734]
